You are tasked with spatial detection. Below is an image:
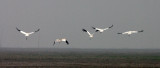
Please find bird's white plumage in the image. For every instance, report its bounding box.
[104,28,109,30]
[92,25,113,33]
[82,29,94,38]
[122,31,138,35]
[16,27,40,40]
[118,30,143,36]
[20,31,34,36]
[61,38,67,41]
[86,31,94,38]
[53,38,69,46]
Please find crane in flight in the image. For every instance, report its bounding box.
[53,38,69,46]
[92,25,113,33]
[16,27,40,40]
[82,29,94,40]
[117,30,144,36]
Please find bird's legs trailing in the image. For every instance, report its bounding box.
[26,37,27,40]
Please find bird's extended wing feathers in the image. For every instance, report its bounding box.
[20,31,27,35]
[86,31,92,36]
[35,29,40,32]
[109,25,113,28]
[66,40,69,45]
[82,29,87,32]
[92,27,96,29]
[16,27,21,32]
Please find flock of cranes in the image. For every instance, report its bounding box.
[16,25,144,46]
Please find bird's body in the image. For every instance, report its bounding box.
[53,38,69,46]
[20,31,34,36]
[82,29,94,39]
[92,25,113,33]
[16,27,40,40]
[117,30,143,36]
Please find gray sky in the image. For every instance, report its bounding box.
[0,0,160,49]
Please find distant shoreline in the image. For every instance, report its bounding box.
[0,47,160,53]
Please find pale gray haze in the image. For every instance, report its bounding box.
[0,0,160,49]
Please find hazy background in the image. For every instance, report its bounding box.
[0,0,159,49]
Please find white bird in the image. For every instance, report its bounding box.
[92,25,113,33]
[53,38,69,46]
[16,27,40,40]
[82,29,94,39]
[117,30,144,36]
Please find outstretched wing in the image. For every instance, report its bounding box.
[16,27,28,35]
[92,27,101,30]
[92,27,96,29]
[35,29,40,32]
[28,32,34,35]
[87,31,92,36]
[104,25,113,30]
[16,27,21,32]
[82,29,87,32]
[82,29,92,36]
[20,31,27,35]
[138,30,144,32]
[28,29,40,35]
[117,33,122,34]
[109,25,113,28]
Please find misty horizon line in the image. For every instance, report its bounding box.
[1,47,160,50]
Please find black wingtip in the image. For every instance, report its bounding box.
[117,33,122,34]
[109,25,113,28]
[138,30,144,32]
[35,29,40,32]
[92,27,96,29]
[82,29,87,32]
[95,30,99,32]
[66,40,69,45]
[16,27,21,31]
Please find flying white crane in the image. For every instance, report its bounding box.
[117,30,144,36]
[53,38,69,46]
[92,25,113,33]
[16,27,40,40]
[82,29,94,39]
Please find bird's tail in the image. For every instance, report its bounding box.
[138,30,144,32]
[117,33,122,34]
